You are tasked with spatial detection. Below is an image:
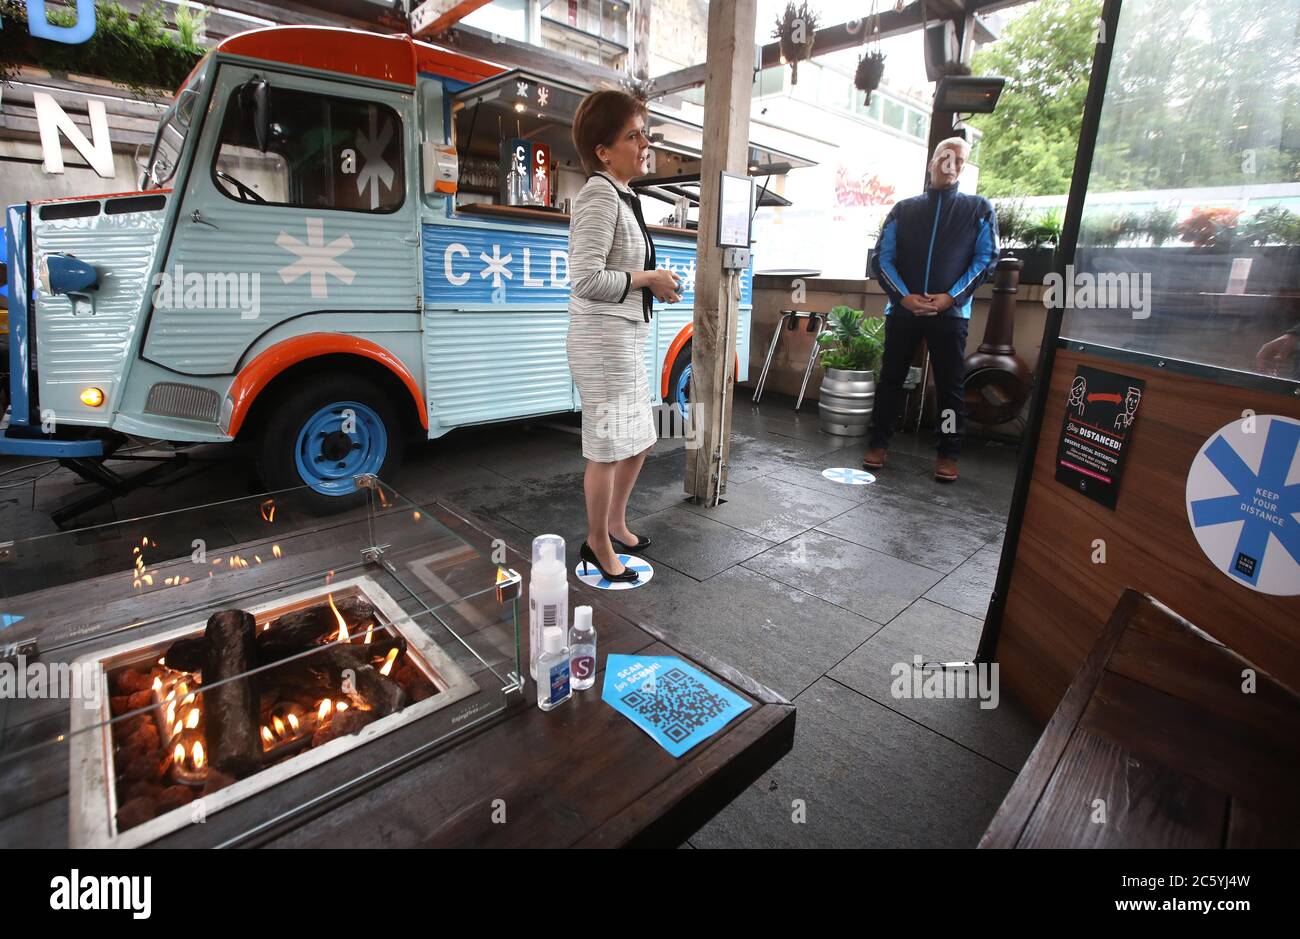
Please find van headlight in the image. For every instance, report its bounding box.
[39,253,99,295]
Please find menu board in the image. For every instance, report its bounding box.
[717,171,754,248]
[1054,365,1145,509]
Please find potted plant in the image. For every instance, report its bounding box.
[1178,206,1240,250]
[773,2,819,85]
[1018,207,1063,283]
[855,49,886,105]
[1141,206,1178,246]
[816,306,884,436]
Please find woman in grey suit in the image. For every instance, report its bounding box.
[567,90,682,582]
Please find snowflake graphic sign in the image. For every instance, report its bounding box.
[1186,415,1300,596]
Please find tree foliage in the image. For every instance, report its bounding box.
[970,0,1102,198]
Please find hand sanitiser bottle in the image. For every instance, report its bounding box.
[569,605,597,692]
[536,626,571,711]
[528,535,568,681]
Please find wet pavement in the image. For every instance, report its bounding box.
[0,390,1041,847]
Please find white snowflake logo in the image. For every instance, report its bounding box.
[355,106,395,211]
[537,86,550,108]
[479,245,513,289]
[516,80,530,99]
[277,218,356,299]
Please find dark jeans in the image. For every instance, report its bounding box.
[868,313,969,459]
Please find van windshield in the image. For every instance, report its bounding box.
[143,60,208,189]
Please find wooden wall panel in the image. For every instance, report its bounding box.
[998,347,1300,724]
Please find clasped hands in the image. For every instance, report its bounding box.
[634,268,683,304]
[901,292,954,316]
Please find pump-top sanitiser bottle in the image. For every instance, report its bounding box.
[528,534,568,681]
[536,626,571,712]
[569,605,597,692]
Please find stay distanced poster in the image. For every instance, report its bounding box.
[1055,365,1146,509]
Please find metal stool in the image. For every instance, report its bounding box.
[752,310,827,410]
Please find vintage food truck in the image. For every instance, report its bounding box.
[1,25,809,509]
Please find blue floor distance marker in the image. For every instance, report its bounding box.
[0,613,24,630]
[822,467,875,485]
[574,554,654,590]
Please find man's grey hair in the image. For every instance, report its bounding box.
[932,136,971,160]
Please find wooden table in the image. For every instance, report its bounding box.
[980,589,1300,848]
[0,496,795,848]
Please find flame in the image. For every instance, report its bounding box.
[379,647,399,677]
[213,557,224,566]
[272,715,286,737]
[363,622,373,645]
[177,682,188,696]
[172,720,183,738]
[336,701,348,712]
[287,713,300,733]
[158,657,165,667]
[141,574,154,586]
[413,511,422,521]
[133,547,140,555]
[174,743,184,763]
[185,708,200,729]
[181,693,195,707]
[262,726,273,744]
[272,544,282,559]
[166,702,176,726]
[318,699,332,721]
[152,676,162,693]
[328,593,349,642]
[192,741,205,770]
[260,499,276,523]
[254,555,263,565]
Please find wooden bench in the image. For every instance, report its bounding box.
[980,589,1300,848]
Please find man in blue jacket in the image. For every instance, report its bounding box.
[864,136,998,483]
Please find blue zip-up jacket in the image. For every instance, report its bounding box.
[871,181,999,319]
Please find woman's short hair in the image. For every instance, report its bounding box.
[572,90,648,176]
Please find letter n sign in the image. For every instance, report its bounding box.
[4,1,98,44]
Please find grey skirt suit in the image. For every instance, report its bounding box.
[566,171,659,462]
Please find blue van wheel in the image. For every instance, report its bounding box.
[673,363,692,420]
[254,373,404,512]
[293,400,388,496]
[667,340,692,422]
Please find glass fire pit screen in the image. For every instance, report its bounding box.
[0,479,523,848]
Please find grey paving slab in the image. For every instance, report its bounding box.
[637,566,883,700]
[632,505,776,580]
[815,488,1006,574]
[924,539,1005,619]
[817,443,1017,521]
[679,473,861,543]
[742,529,944,625]
[689,677,1017,848]
[827,599,1041,772]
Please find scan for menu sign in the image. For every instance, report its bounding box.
[1055,365,1145,509]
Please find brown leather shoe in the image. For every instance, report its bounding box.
[935,457,959,483]
[862,447,888,470]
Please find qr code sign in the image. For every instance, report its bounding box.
[620,667,729,743]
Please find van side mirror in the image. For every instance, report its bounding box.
[239,78,270,152]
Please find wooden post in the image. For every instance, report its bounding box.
[685,0,756,504]
[630,0,652,81]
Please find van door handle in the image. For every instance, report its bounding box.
[191,210,220,230]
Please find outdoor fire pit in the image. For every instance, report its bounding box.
[69,575,476,848]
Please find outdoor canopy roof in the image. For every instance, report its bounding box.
[451,68,816,187]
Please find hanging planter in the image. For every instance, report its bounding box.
[855,50,886,105]
[773,2,819,85]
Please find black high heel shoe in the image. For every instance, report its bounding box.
[579,541,639,583]
[609,532,651,553]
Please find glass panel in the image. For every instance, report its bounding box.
[1062,0,1300,384]
[883,97,906,131]
[0,482,520,847]
[211,87,405,213]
